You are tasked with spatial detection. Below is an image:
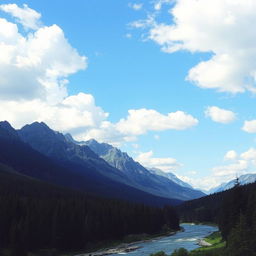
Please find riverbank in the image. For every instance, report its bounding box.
[72,230,180,256]
[190,231,226,256]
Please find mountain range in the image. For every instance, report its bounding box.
[208,173,256,194]
[0,120,205,205]
[80,138,204,200]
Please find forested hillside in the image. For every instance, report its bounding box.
[177,181,256,255]
[0,165,180,255]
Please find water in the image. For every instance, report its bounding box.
[110,224,218,256]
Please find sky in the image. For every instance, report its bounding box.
[1,0,256,190]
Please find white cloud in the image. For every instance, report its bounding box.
[75,108,197,146]
[242,120,256,133]
[129,3,143,11]
[213,160,248,178]
[205,106,236,124]
[0,93,108,135]
[137,0,256,94]
[0,14,86,103]
[0,4,41,30]
[241,148,256,161]
[224,150,238,160]
[182,147,256,190]
[135,151,181,172]
[116,109,198,135]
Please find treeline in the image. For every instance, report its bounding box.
[177,181,256,255]
[0,165,179,255]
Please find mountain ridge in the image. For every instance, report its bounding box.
[83,138,205,200]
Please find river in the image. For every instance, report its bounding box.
[110,224,218,256]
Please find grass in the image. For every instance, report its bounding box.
[190,231,226,256]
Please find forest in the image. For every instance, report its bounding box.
[0,164,180,256]
[177,180,256,255]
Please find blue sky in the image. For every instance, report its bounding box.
[1,0,256,189]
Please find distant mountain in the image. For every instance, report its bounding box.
[148,168,193,189]
[83,139,205,201]
[18,122,133,186]
[208,173,256,194]
[0,121,181,206]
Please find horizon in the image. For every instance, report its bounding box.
[1,0,256,190]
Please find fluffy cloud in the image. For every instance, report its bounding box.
[224,150,238,160]
[213,160,248,178]
[210,148,256,188]
[135,151,181,172]
[138,0,256,94]
[0,4,41,30]
[116,109,198,135]
[0,8,86,103]
[0,93,108,135]
[205,106,236,124]
[182,148,256,190]
[241,148,256,162]
[76,109,198,146]
[242,120,256,133]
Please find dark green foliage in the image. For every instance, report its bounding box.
[171,248,189,256]
[0,165,179,254]
[150,251,167,256]
[177,181,256,256]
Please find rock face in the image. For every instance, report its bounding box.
[208,173,256,194]
[84,139,205,201]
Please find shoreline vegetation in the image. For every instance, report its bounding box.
[150,231,225,256]
[71,230,181,256]
[72,223,218,256]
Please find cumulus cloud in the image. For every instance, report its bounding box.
[0,3,41,30]
[241,148,256,162]
[205,106,236,124]
[0,8,86,103]
[242,120,256,133]
[136,0,256,94]
[0,93,108,134]
[224,150,238,161]
[135,151,181,172]
[116,109,198,135]
[76,108,198,146]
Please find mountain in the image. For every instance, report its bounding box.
[18,122,133,186]
[208,173,256,194]
[83,139,205,200]
[148,168,193,189]
[0,121,181,206]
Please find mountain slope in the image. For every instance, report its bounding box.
[84,139,205,200]
[148,168,193,189]
[0,121,181,206]
[208,173,256,194]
